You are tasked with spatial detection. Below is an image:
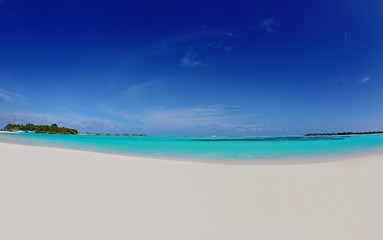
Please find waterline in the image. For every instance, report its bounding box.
[1,133,383,162]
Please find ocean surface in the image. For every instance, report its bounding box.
[1,133,383,162]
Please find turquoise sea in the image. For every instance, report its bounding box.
[1,133,383,162]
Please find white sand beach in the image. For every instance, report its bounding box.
[1,141,383,240]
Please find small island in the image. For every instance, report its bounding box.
[1,123,149,136]
[2,123,79,135]
[305,130,383,136]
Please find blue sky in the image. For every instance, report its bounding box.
[0,0,382,136]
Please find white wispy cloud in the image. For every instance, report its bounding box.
[149,106,230,126]
[0,88,27,104]
[144,105,267,134]
[103,105,233,127]
[0,90,12,103]
[181,50,202,68]
[122,80,160,97]
[223,31,233,36]
[332,75,348,84]
[108,104,263,132]
[261,18,279,33]
[98,103,276,135]
[359,76,371,84]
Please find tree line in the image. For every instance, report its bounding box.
[2,123,79,135]
[305,130,383,136]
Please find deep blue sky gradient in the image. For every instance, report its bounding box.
[1,0,382,135]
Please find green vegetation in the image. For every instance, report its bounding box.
[305,130,383,136]
[3,123,79,135]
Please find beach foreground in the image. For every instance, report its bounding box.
[1,142,383,240]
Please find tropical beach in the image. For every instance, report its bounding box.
[1,141,383,240]
[1,0,383,239]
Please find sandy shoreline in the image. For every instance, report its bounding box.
[1,142,383,239]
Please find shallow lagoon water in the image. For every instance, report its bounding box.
[1,133,383,162]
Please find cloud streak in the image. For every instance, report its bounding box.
[181,50,202,68]
[122,80,160,97]
[261,18,279,33]
[359,76,371,84]
[0,88,28,104]
[144,105,266,134]
[102,104,266,135]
